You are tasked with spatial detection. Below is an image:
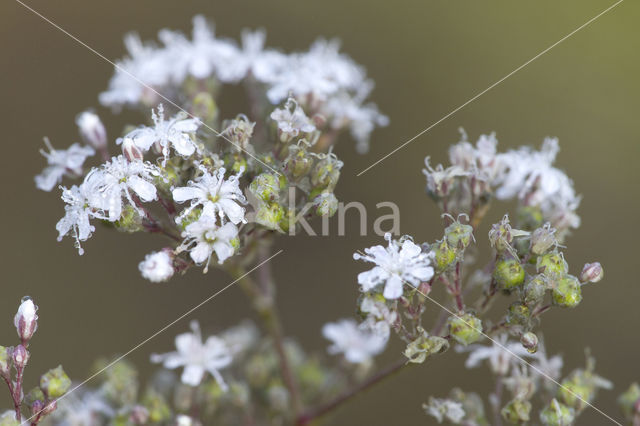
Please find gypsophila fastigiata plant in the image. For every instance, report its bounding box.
[0,298,71,425]
[29,15,638,426]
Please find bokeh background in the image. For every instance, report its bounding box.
[1,0,638,424]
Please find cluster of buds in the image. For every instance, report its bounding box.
[0,298,70,425]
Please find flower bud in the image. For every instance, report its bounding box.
[139,250,174,283]
[255,203,285,231]
[530,223,557,255]
[0,347,11,378]
[12,344,29,370]
[501,398,531,423]
[311,155,342,191]
[524,275,548,305]
[249,173,280,203]
[313,192,338,217]
[14,297,38,342]
[445,221,473,249]
[30,400,44,417]
[122,137,144,162]
[580,262,603,283]
[433,239,456,272]
[537,252,568,278]
[287,148,313,178]
[521,332,539,354]
[40,365,71,399]
[493,259,525,291]
[539,399,574,426]
[506,302,530,327]
[552,275,582,308]
[448,313,482,346]
[76,110,107,150]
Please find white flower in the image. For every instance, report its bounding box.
[456,335,534,376]
[151,320,232,390]
[76,111,107,150]
[35,139,95,192]
[529,339,563,384]
[54,390,114,426]
[118,105,200,165]
[139,251,174,283]
[322,318,388,363]
[423,397,465,424]
[449,131,503,183]
[270,97,316,139]
[360,296,397,332]
[178,216,238,272]
[173,167,246,225]
[84,155,160,222]
[14,298,38,341]
[354,234,434,300]
[56,184,98,255]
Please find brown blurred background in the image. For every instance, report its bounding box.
[1,0,638,424]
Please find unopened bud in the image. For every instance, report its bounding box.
[122,137,144,162]
[524,275,548,305]
[311,155,342,191]
[249,173,280,203]
[506,302,530,327]
[14,297,37,342]
[552,275,582,308]
[448,313,482,346]
[521,332,539,353]
[494,259,525,291]
[445,221,474,249]
[530,223,557,255]
[76,110,107,150]
[12,344,29,369]
[30,400,44,417]
[537,252,568,278]
[40,365,71,399]
[580,262,603,283]
[433,239,456,272]
[313,192,338,217]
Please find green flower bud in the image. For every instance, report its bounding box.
[0,346,11,378]
[191,92,218,124]
[618,383,640,420]
[311,155,342,190]
[537,252,568,278]
[517,206,544,231]
[287,147,313,178]
[448,313,482,346]
[540,399,575,426]
[506,302,530,327]
[255,203,285,231]
[494,259,525,291]
[313,192,338,217]
[521,332,539,354]
[249,173,280,203]
[445,221,474,249]
[557,376,593,411]
[433,239,457,272]
[40,365,71,399]
[524,275,548,305]
[404,332,449,364]
[501,398,531,424]
[114,205,143,233]
[552,275,582,308]
[25,387,45,407]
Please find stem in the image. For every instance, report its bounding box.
[13,366,23,421]
[296,357,409,425]
[492,376,504,426]
[454,262,464,311]
[229,249,303,417]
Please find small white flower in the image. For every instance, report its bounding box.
[354,234,434,300]
[14,297,38,341]
[35,139,95,192]
[270,97,316,139]
[322,318,388,364]
[84,155,160,222]
[139,251,174,283]
[178,216,238,272]
[76,110,107,150]
[151,320,233,390]
[118,105,200,165]
[360,296,397,332]
[54,390,114,426]
[456,335,533,376]
[56,184,98,255]
[423,397,465,424]
[173,166,247,225]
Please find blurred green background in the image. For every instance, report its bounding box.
[1,0,638,424]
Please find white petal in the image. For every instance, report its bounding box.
[128,175,157,202]
[181,364,205,386]
[383,275,404,299]
[173,187,204,203]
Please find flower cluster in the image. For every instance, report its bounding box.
[99,15,387,153]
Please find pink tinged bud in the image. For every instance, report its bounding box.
[122,137,144,162]
[31,400,44,417]
[580,262,603,283]
[12,344,29,369]
[76,111,107,150]
[14,297,38,342]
